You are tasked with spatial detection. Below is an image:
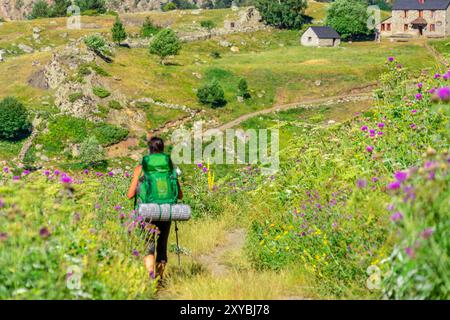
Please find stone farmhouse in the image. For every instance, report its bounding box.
[300,26,341,47]
[378,0,450,38]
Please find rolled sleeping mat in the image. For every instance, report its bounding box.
[138,203,192,222]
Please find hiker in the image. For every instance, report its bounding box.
[127,137,183,281]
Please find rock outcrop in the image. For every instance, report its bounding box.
[0,0,209,20]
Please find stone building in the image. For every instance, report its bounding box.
[300,26,341,47]
[223,6,262,31]
[378,0,450,38]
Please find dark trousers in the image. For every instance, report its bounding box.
[145,221,171,263]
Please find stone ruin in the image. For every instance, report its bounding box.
[223,6,262,31]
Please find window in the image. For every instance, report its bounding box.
[418,0,424,3]
[404,10,408,18]
[430,24,436,32]
[404,24,408,31]
[308,37,312,42]
[419,10,423,18]
[430,10,435,18]
[381,24,385,31]
[387,23,391,31]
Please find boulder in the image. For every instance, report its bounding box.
[230,46,240,53]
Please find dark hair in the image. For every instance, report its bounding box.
[148,137,164,154]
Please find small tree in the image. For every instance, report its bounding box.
[237,78,251,99]
[79,136,105,167]
[197,79,227,108]
[0,97,31,141]
[255,0,308,29]
[141,17,160,38]
[111,16,127,45]
[200,20,216,38]
[326,0,373,40]
[29,0,52,19]
[149,28,181,65]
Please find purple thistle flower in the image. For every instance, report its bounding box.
[2,167,9,173]
[387,181,401,190]
[377,131,383,136]
[60,176,73,184]
[96,172,104,177]
[410,123,416,129]
[437,87,450,101]
[12,176,20,181]
[202,167,208,173]
[197,163,203,168]
[421,228,434,239]
[132,249,139,257]
[443,73,450,80]
[429,88,436,94]
[434,73,441,79]
[39,227,51,239]
[95,203,101,209]
[390,211,403,222]
[417,82,423,89]
[0,198,4,208]
[405,247,415,258]
[44,170,51,176]
[356,179,367,189]
[378,122,385,129]
[411,109,417,115]
[54,170,60,176]
[394,171,408,182]
[371,177,379,183]
[83,169,89,174]
[388,56,394,62]
[0,232,8,242]
[387,204,395,211]
[119,213,125,220]
[415,93,423,101]
[366,146,374,153]
[114,205,122,211]
[22,170,30,176]
[124,172,130,178]
[361,125,368,131]
[108,171,114,177]
[428,171,436,180]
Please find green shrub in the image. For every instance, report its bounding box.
[29,0,52,19]
[140,17,160,38]
[149,28,181,64]
[108,100,122,110]
[78,136,105,167]
[69,92,84,103]
[197,79,227,108]
[162,2,177,11]
[84,34,112,58]
[210,51,221,59]
[0,97,31,141]
[238,78,251,99]
[92,123,128,146]
[200,20,216,32]
[93,86,111,99]
[75,0,106,14]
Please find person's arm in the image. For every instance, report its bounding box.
[127,165,142,199]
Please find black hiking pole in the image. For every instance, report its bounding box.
[175,221,181,267]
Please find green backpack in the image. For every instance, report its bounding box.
[136,153,179,207]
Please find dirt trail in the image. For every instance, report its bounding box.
[216,92,372,131]
[424,43,449,67]
[197,228,246,277]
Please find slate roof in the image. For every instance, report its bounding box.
[309,26,340,39]
[393,0,450,10]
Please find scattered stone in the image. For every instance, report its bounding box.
[0,50,4,62]
[328,120,336,125]
[35,144,43,151]
[192,72,202,79]
[315,80,322,86]
[237,96,244,103]
[230,46,240,53]
[32,60,40,66]
[28,69,49,90]
[18,44,34,54]
[61,32,68,39]
[40,46,52,52]
[219,40,232,47]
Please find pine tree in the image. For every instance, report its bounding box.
[111,17,127,45]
